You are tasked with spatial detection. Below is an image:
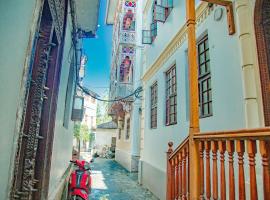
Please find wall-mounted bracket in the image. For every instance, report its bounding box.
[201,0,235,35]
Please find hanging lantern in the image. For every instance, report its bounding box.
[71,95,85,121]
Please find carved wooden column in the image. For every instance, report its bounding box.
[186,0,200,199]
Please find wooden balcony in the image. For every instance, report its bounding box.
[166,127,270,200]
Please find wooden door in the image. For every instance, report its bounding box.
[255,0,270,126]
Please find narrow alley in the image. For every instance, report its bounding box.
[89,158,158,200]
[1,0,270,200]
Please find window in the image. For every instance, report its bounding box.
[142,1,158,44]
[161,0,173,8]
[166,65,177,125]
[154,0,173,22]
[142,22,157,44]
[122,9,135,31]
[198,36,212,117]
[126,118,130,140]
[150,82,158,128]
[154,5,166,22]
[63,63,75,128]
[118,129,121,140]
[120,56,132,83]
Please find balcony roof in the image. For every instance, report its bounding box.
[105,0,118,25]
[74,0,100,38]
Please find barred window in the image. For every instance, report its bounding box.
[198,36,212,117]
[150,82,158,128]
[166,65,177,125]
[126,118,130,140]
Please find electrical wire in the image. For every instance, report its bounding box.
[77,84,143,102]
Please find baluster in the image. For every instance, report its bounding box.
[167,142,173,200]
[175,157,179,199]
[179,153,182,199]
[260,140,270,200]
[236,140,246,200]
[247,140,258,199]
[171,159,175,200]
[186,145,189,198]
[182,147,187,200]
[211,141,218,200]
[205,141,211,200]
[199,141,204,200]
[218,141,226,200]
[227,140,235,200]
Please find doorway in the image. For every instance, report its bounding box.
[11,0,68,199]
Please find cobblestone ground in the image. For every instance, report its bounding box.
[89,158,158,200]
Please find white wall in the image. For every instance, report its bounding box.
[0,0,38,198]
[95,128,117,154]
[141,3,245,199]
[143,0,200,74]
[48,13,75,198]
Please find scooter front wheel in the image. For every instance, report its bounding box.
[70,195,84,200]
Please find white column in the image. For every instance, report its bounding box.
[235,0,264,128]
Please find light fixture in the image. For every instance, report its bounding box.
[71,95,85,121]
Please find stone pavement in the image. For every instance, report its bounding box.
[89,158,158,200]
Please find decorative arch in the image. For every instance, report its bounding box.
[254,0,270,125]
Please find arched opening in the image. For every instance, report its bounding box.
[254,0,270,125]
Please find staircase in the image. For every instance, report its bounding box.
[166,128,270,200]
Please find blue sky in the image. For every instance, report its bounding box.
[83,0,112,96]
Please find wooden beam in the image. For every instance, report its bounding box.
[201,0,236,35]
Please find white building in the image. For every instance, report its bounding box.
[139,0,266,199]
[82,95,97,150]
[106,0,144,172]
[95,121,117,156]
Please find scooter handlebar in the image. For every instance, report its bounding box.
[70,160,91,171]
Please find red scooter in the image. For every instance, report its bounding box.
[68,159,93,200]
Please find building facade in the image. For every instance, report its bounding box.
[0,0,99,199]
[139,0,268,199]
[106,0,143,172]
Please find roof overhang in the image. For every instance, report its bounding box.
[105,0,118,25]
[74,0,100,38]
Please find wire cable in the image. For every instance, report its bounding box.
[77,83,142,102]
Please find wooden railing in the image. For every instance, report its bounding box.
[167,137,189,200]
[167,128,270,200]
